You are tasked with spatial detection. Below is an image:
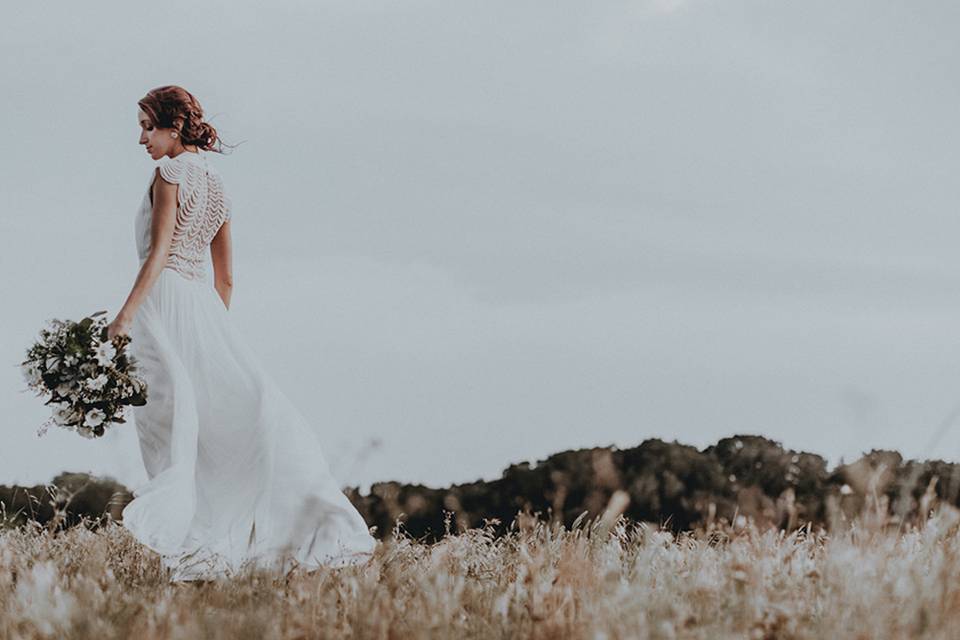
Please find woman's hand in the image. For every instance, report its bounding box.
[106,313,133,341]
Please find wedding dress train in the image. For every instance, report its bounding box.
[121,150,377,581]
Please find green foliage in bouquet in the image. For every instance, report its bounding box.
[20,310,148,438]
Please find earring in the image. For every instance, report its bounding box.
[171,132,178,138]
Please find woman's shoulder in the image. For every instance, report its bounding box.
[156,152,210,185]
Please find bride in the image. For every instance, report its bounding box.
[105,85,378,582]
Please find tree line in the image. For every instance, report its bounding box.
[3,435,955,540]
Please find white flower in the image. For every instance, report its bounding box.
[85,373,109,392]
[21,362,42,386]
[64,354,78,367]
[94,341,116,367]
[83,407,106,428]
[76,425,96,439]
[52,403,78,427]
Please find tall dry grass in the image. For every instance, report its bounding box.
[4,493,960,640]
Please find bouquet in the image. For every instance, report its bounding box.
[20,310,148,438]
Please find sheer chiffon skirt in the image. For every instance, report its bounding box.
[121,267,377,582]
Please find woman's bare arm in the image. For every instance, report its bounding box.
[106,169,178,338]
[210,218,233,310]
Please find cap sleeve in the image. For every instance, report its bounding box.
[158,156,186,185]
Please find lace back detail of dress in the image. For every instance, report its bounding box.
[157,154,232,281]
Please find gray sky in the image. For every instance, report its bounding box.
[4,1,960,493]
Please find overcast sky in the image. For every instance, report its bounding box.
[3,1,960,493]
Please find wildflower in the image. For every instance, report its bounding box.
[85,373,109,391]
[76,426,97,439]
[95,341,116,366]
[52,403,78,427]
[84,408,106,428]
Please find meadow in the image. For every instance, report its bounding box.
[4,491,960,640]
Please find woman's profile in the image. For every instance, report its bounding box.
[105,85,378,582]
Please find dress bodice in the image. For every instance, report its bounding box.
[135,151,232,281]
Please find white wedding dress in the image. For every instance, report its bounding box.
[121,150,377,581]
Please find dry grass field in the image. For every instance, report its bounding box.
[4,493,960,640]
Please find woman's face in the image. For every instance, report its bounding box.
[138,109,177,160]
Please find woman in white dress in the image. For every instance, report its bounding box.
[105,85,378,582]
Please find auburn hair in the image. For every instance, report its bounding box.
[138,85,235,154]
